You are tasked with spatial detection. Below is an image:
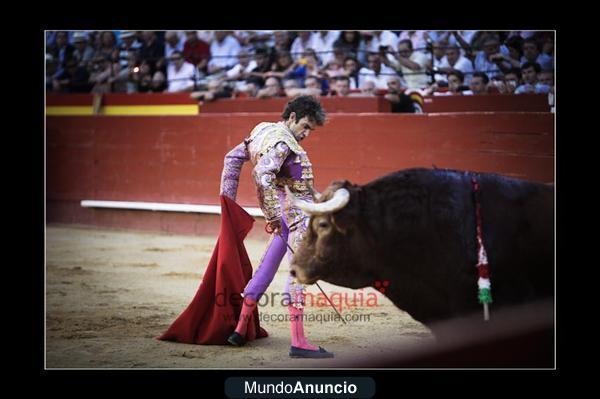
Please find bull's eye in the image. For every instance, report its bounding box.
[312,217,331,233]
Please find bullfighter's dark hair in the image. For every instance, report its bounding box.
[281,95,326,126]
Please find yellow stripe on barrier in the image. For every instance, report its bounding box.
[45,104,199,116]
[101,105,199,115]
[46,106,94,116]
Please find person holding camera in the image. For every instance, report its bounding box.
[473,34,512,79]
[89,53,120,93]
[437,43,475,85]
[358,52,399,90]
[387,39,429,89]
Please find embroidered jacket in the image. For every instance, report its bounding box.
[220,121,316,228]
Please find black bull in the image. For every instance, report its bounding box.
[290,168,554,332]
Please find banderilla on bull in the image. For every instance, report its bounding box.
[275,232,347,325]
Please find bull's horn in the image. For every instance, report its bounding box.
[285,186,350,215]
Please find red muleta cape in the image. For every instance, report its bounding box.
[157,195,268,344]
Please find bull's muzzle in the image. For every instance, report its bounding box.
[290,263,319,285]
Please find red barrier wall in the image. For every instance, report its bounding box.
[47,112,554,234]
[422,93,550,113]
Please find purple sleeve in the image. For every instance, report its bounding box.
[220,142,250,201]
[253,142,291,222]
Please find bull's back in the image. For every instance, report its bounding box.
[362,168,554,318]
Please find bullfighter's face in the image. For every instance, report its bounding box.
[286,113,316,142]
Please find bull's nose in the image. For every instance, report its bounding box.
[290,268,297,277]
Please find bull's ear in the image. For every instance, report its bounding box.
[330,186,359,234]
[331,213,350,234]
[331,180,353,191]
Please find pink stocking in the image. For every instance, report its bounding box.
[234,297,258,336]
[288,305,319,351]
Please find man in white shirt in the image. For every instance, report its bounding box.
[392,39,430,90]
[358,52,400,90]
[311,31,340,65]
[225,49,258,91]
[438,43,474,85]
[166,51,197,92]
[368,31,399,52]
[208,31,242,75]
[290,31,316,61]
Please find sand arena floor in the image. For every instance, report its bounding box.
[45,225,432,368]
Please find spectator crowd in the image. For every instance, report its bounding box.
[46,30,555,111]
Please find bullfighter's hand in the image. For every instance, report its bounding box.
[267,219,281,235]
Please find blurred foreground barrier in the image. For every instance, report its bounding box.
[323,299,554,368]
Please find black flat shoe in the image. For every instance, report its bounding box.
[289,346,334,358]
[227,332,246,347]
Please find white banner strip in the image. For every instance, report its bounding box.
[80,200,265,218]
